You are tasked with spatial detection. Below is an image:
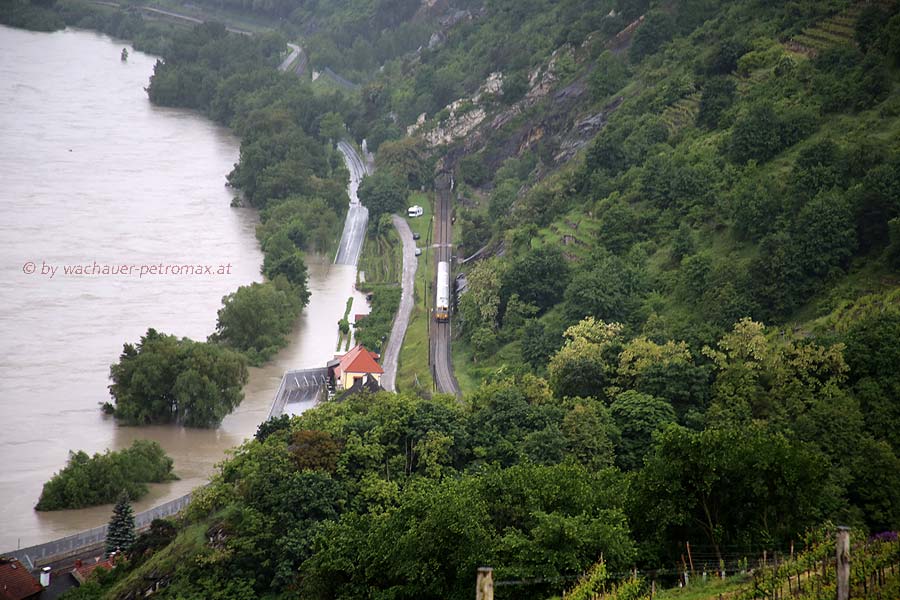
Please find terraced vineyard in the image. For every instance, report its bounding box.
[542,213,602,260]
[786,0,893,54]
[662,92,701,135]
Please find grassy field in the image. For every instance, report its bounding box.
[354,221,402,354]
[358,227,401,286]
[653,575,751,600]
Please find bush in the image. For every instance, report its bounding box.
[0,0,64,31]
[730,102,817,164]
[697,76,736,129]
[36,441,177,511]
[354,285,401,353]
[813,47,889,113]
[589,51,630,100]
[630,11,676,63]
[212,281,305,365]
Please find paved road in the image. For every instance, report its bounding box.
[334,141,370,266]
[137,6,253,35]
[279,42,301,72]
[379,216,417,391]
[431,175,461,397]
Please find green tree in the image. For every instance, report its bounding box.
[502,246,570,314]
[882,14,900,64]
[630,11,676,62]
[888,217,900,268]
[563,255,644,325]
[479,464,635,589]
[358,170,407,221]
[521,319,561,371]
[372,477,493,598]
[212,281,304,365]
[109,329,248,427]
[36,441,177,511]
[106,491,136,555]
[501,293,538,334]
[845,312,900,453]
[703,319,848,425]
[793,188,857,287]
[467,376,557,466]
[589,51,630,100]
[632,425,830,561]
[697,76,736,129]
[128,518,178,566]
[748,231,802,319]
[548,318,622,400]
[617,336,711,416]
[670,222,695,263]
[255,413,292,443]
[610,391,675,471]
[459,258,505,338]
[318,111,345,144]
[855,5,890,52]
[561,399,618,470]
[375,137,428,188]
[729,103,783,163]
[260,229,312,291]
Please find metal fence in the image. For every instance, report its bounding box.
[322,67,360,91]
[3,493,194,568]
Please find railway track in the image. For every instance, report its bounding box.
[431,174,461,397]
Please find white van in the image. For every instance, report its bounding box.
[407,205,423,217]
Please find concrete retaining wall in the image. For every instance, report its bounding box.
[3,493,194,567]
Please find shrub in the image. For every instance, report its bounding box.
[36,441,177,511]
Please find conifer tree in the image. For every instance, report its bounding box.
[105,491,135,555]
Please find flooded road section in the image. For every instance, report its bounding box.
[0,25,361,549]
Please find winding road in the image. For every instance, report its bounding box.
[279,42,301,71]
[379,216,417,391]
[431,174,461,397]
[334,141,370,266]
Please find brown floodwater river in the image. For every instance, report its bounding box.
[0,25,363,550]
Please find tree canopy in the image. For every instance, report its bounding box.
[36,440,177,511]
[109,329,248,427]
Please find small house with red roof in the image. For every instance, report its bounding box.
[0,557,42,600]
[328,345,383,391]
[71,556,116,586]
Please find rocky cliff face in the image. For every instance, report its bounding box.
[416,15,641,182]
[410,72,503,146]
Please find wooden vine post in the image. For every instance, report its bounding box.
[836,526,851,600]
[476,567,494,600]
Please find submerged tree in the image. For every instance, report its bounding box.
[109,328,248,427]
[106,491,136,555]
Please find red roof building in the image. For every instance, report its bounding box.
[330,345,383,390]
[71,556,115,585]
[0,558,42,600]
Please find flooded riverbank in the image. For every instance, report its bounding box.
[0,25,362,549]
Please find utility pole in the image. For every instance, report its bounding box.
[476,567,493,600]
[836,526,850,600]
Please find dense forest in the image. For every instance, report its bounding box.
[3,0,899,597]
